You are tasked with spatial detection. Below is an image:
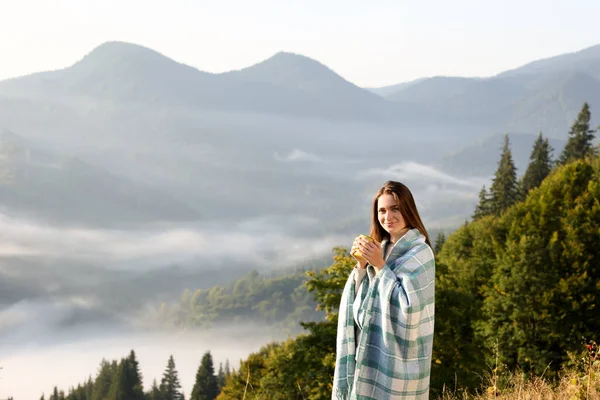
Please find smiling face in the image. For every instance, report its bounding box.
[369,181,431,247]
[377,193,406,239]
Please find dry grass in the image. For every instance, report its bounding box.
[437,341,600,400]
[437,370,600,400]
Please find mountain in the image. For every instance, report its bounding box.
[384,76,524,126]
[366,77,428,97]
[0,129,201,227]
[0,41,391,121]
[384,76,477,103]
[498,44,600,80]
[226,51,376,99]
[3,40,599,132]
[377,44,600,98]
[0,41,215,103]
[507,71,600,135]
[1,41,600,230]
[373,44,600,134]
[225,51,389,118]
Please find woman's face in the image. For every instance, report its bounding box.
[377,193,406,237]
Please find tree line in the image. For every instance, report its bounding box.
[473,101,597,219]
[40,351,228,400]
[155,269,323,334]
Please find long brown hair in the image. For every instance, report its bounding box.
[369,181,431,247]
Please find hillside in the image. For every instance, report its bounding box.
[226,51,391,118]
[213,153,600,399]
[0,129,201,227]
[508,71,600,134]
[29,141,600,399]
[377,43,600,133]
[498,43,600,79]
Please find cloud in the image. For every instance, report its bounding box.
[274,148,322,162]
[0,212,348,270]
[358,161,488,188]
[354,161,488,222]
[0,212,350,360]
[0,297,99,333]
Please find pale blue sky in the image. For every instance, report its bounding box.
[1,0,599,87]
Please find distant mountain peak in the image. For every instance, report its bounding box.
[88,40,154,53]
[268,50,319,62]
[40,40,215,103]
[227,49,364,94]
[498,43,600,79]
[248,50,335,75]
[71,40,180,71]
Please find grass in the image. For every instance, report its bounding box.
[437,370,600,400]
[437,340,600,400]
[227,340,600,399]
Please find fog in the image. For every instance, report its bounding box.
[0,145,491,398]
[0,212,347,267]
[0,211,344,398]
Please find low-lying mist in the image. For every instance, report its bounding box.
[0,212,347,267]
[0,212,348,349]
[0,155,489,399]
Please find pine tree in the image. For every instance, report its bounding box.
[85,376,94,400]
[472,185,493,220]
[433,232,446,255]
[106,353,144,400]
[559,102,596,164]
[216,363,225,392]
[490,134,518,215]
[480,158,600,378]
[160,355,183,400]
[224,359,231,379]
[69,383,86,400]
[108,359,128,400]
[91,359,115,400]
[148,379,163,400]
[521,132,553,196]
[190,351,219,400]
[125,350,145,400]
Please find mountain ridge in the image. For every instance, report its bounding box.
[0,40,599,139]
[0,41,391,121]
[2,40,600,92]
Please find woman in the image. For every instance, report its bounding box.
[333,181,435,400]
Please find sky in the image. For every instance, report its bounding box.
[1,0,599,87]
[0,0,600,87]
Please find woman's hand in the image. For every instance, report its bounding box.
[356,236,386,271]
[351,236,368,269]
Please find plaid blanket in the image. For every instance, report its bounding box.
[332,228,436,399]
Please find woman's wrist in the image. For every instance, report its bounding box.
[371,261,386,271]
